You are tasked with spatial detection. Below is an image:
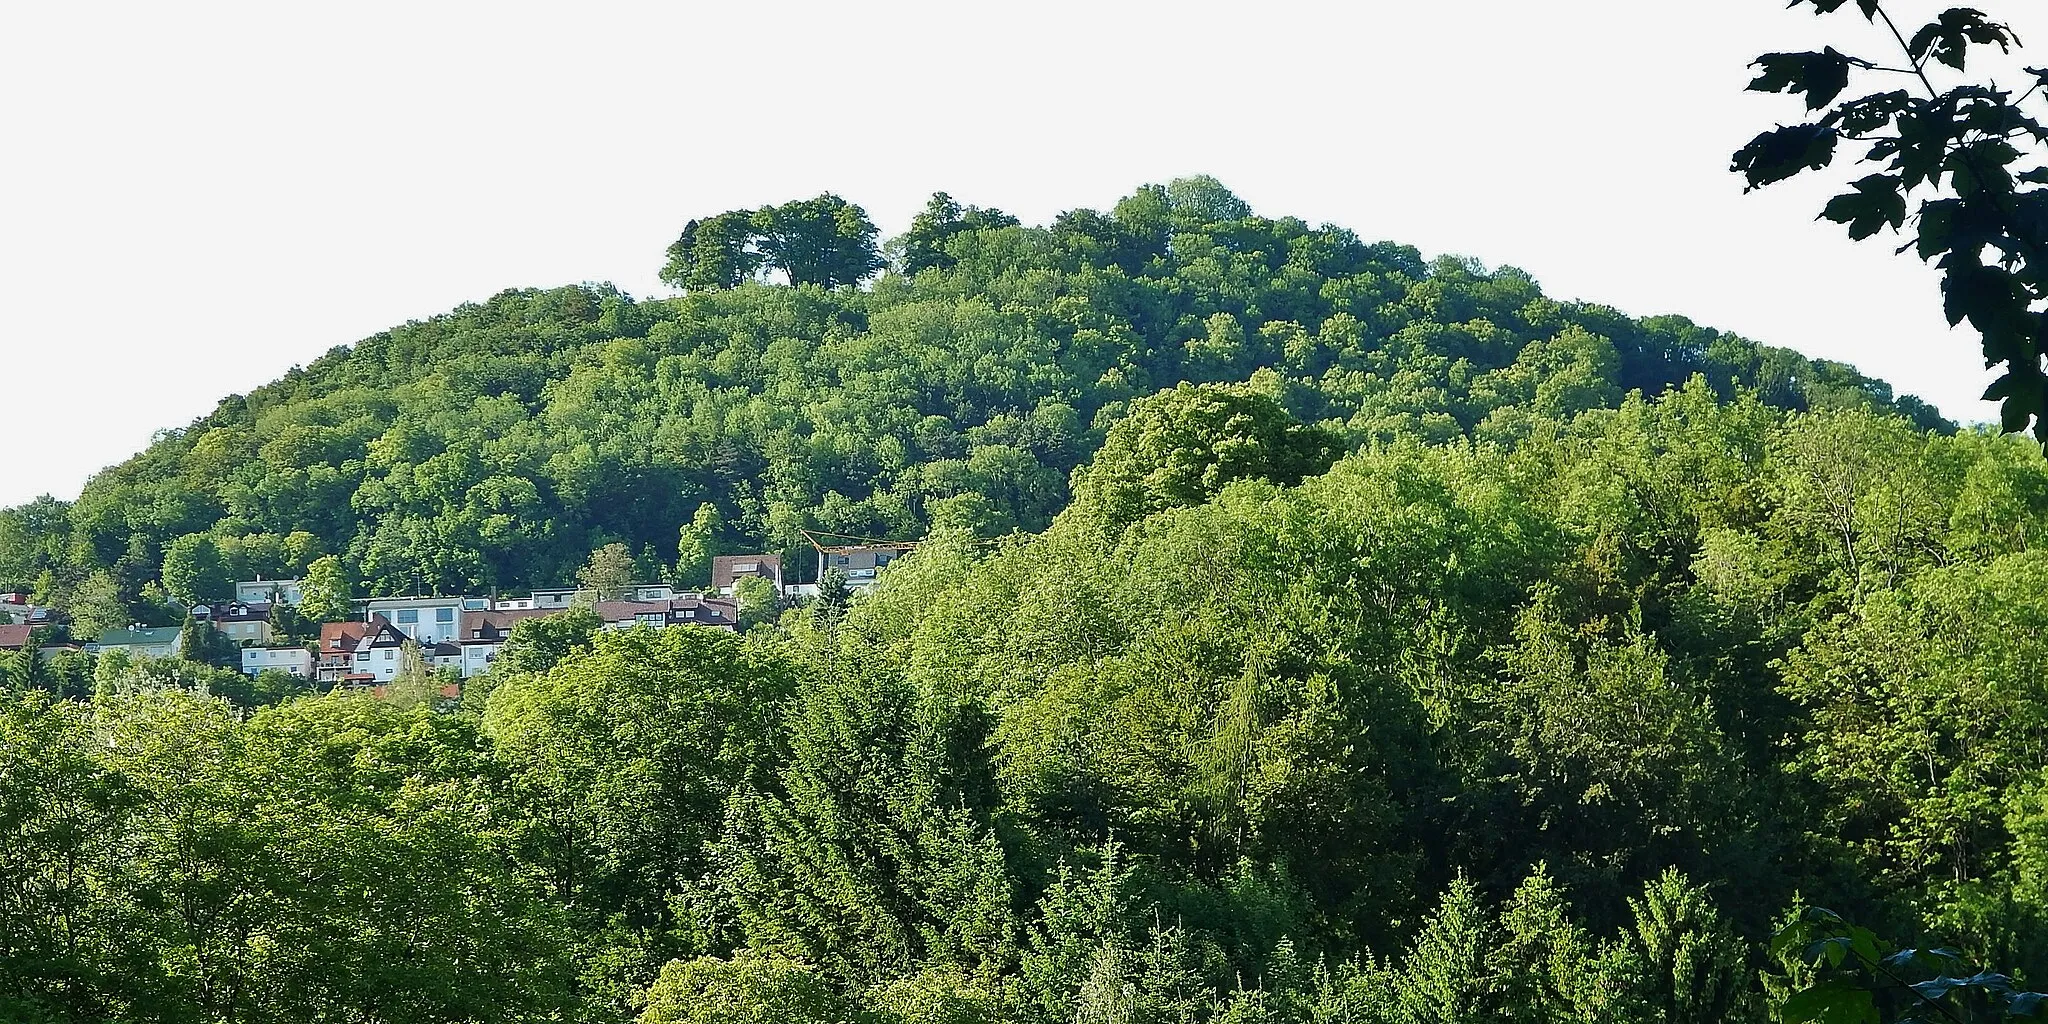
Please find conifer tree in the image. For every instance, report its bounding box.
[1393,876,1498,1024]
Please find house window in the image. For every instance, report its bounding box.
[384,650,394,661]
[436,607,455,624]
[396,609,419,625]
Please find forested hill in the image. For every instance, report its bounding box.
[0,177,1944,609]
[17,179,2048,1024]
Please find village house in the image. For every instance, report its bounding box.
[816,544,912,591]
[595,595,740,632]
[193,601,272,644]
[1,600,58,627]
[501,583,675,610]
[241,645,313,678]
[458,607,555,677]
[235,578,305,605]
[0,624,39,654]
[92,625,184,660]
[316,619,373,685]
[352,617,415,685]
[712,554,784,597]
[523,587,586,610]
[0,626,85,662]
[359,596,470,645]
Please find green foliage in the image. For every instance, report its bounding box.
[661,194,883,292]
[735,574,779,628]
[484,626,795,1009]
[676,502,724,587]
[177,612,238,668]
[492,604,602,677]
[662,212,766,292]
[894,192,1020,275]
[299,553,352,623]
[710,646,1014,987]
[1070,382,1340,536]
[66,568,128,639]
[161,533,232,604]
[640,950,856,1024]
[1,178,2040,1024]
[579,541,638,601]
[1736,2,2048,438]
[1772,907,2047,1022]
[0,182,1939,609]
[0,689,570,1023]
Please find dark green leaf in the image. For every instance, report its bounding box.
[1821,174,1907,239]
[1909,9,2016,71]
[1783,981,1880,1024]
[1750,49,1860,109]
[1733,124,1841,189]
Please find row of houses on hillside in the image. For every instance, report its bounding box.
[315,588,745,686]
[302,552,818,686]
[11,545,914,685]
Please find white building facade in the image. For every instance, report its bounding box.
[242,646,314,677]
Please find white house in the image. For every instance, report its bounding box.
[242,645,313,678]
[457,608,557,677]
[344,618,413,685]
[516,583,674,609]
[816,544,913,592]
[360,596,472,645]
[429,641,462,674]
[526,587,585,610]
[235,578,305,606]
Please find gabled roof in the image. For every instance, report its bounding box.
[363,620,411,648]
[196,601,272,623]
[319,618,375,653]
[712,554,782,589]
[459,607,557,644]
[595,597,739,627]
[0,624,36,650]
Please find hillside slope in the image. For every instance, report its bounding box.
[0,177,1945,609]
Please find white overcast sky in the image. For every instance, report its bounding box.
[3,1,2042,508]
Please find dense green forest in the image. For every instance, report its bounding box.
[0,178,1941,611]
[7,179,2047,1022]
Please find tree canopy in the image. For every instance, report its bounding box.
[3,176,2035,1022]
[0,180,1947,625]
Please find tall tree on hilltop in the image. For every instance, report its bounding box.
[661,195,882,292]
[660,211,763,292]
[750,194,885,288]
[893,192,1020,275]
